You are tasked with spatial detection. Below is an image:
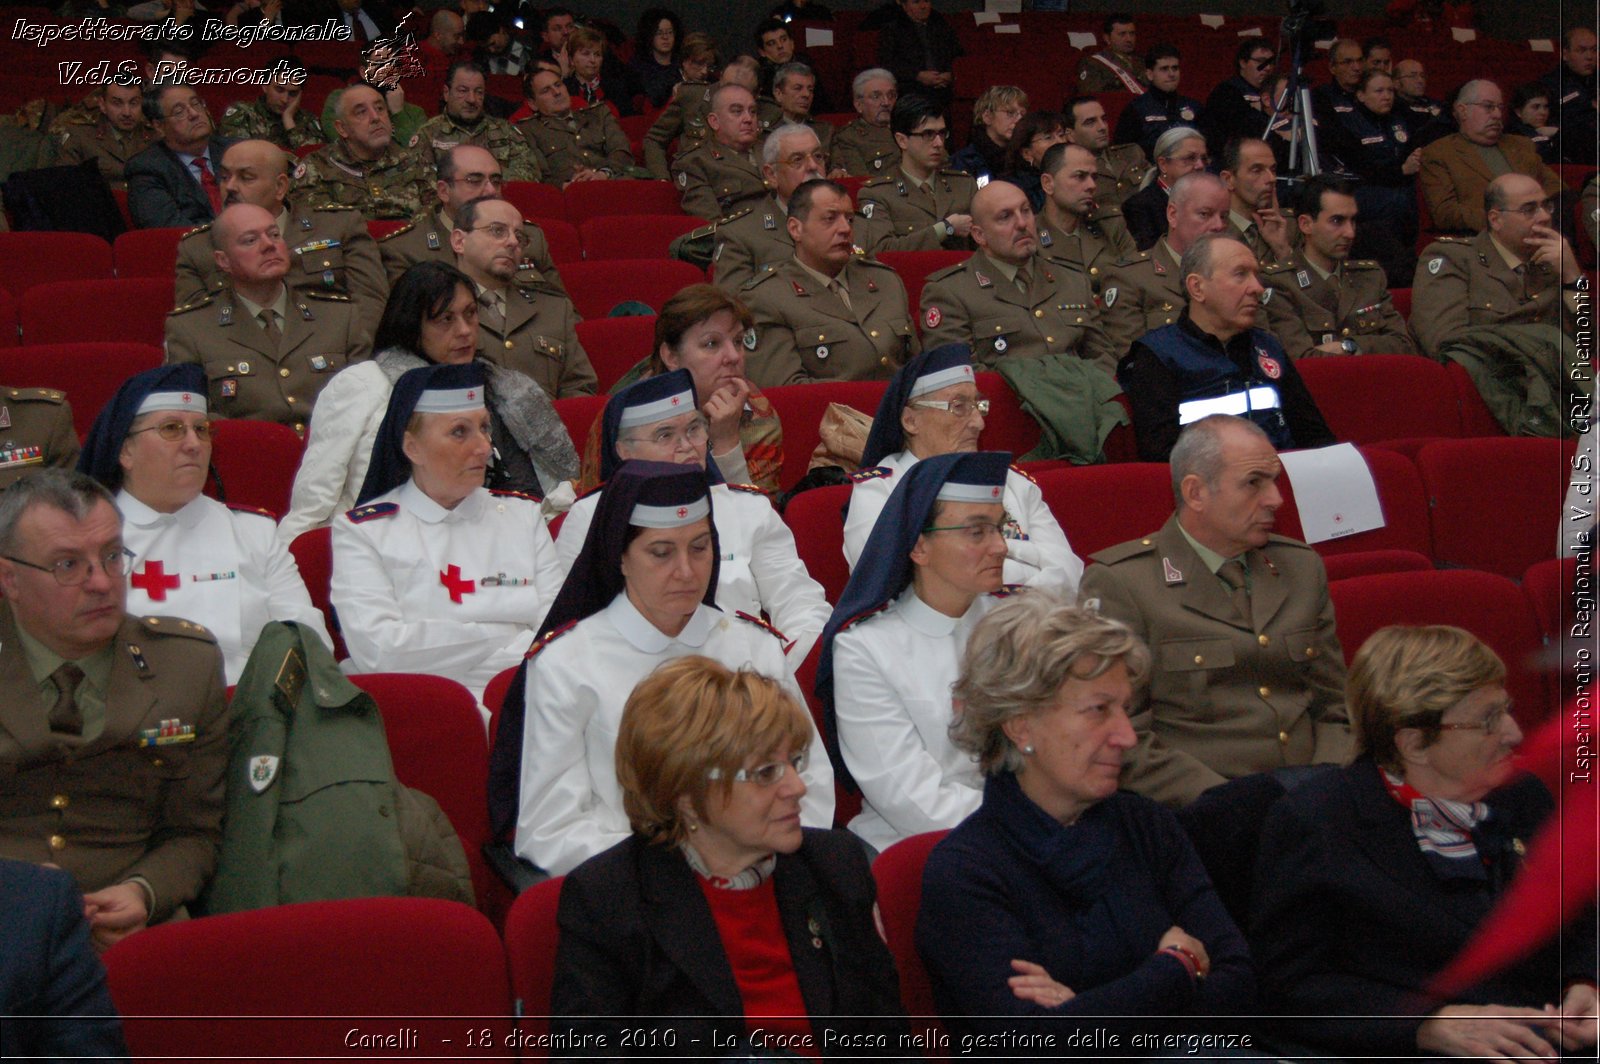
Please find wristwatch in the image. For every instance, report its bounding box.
[1339,338,1359,355]
[937,219,955,239]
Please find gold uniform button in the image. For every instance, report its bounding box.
[1259,686,1271,698]
[1277,731,1290,744]
[1033,309,1044,318]
[1305,647,1317,658]
[321,259,332,268]
[1258,634,1270,646]
[51,794,68,809]
[879,356,890,366]
[1193,654,1204,665]
[151,756,164,766]
[869,329,879,337]
[1045,336,1054,343]
[286,396,296,404]
[1341,327,1350,336]
[279,368,290,377]
[1089,266,1099,276]
[1140,538,1151,545]
[48,834,66,850]
[294,422,305,433]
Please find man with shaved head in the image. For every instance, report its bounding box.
[671,83,768,219]
[417,9,464,80]
[1418,79,1564,233]
[293,85,432,220]
[165,203,371,434]
[174,139,385,331]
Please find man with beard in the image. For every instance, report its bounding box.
[126,83,232,229]
[410,61,545,184]
[858,94,974,252]
[831,68,902,176]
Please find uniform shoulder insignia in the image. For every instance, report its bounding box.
[312,203,360,214]
[1260,260,1294,274]
[1091,535,1158,565]
[488,488,541,503]
[924,261,967,282]
[168,295,214,316]
[5,386,66,404]
[857,256,897,271]
[989,583,1027,598]
[1433,236,1469,245]
[140,615,217,641]
[377,220,417,242]
[849,465,892,482]
[1265,532,1314,551]
[734,610,788,645]
[346,501,398,523]
[305,290,353,302]
[861,174,894,188]
[525,619,578,659]
[180,222,212,240]
[1345,259,1380,270]
[1007,463,1038,486]
[225,501,276,519]
[726,482,767,495]
[717,206,755,225]
[742,267,781,290]
[836,601,890,634]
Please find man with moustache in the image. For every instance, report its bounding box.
[857,94,975,253]
[831,68,902,176]
[125,83,232,229]
[409,60,545,184]
[1418,80,1564,234]
[294,85,432,220]
[1035,141,1136,298]
[672,83,769,220]
[56,78,157,190]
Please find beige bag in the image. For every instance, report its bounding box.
[808,402,874,473]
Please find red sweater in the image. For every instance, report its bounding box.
[696,875,819,1058]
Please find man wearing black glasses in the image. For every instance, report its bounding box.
[1202,41,1277,159]
[0,468,230,949]
[858,94,974,252]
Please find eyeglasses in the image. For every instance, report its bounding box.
[1463,100,1505,114]
[910,396,990,418]
[708,752,807,786]
[779,150,829,169]
[1501,199,1557,218]
[1170,150,1211,166]
[1403,703,1511,736]
[451,173,503,189]
[129,419,213,443]
[862,89,897,103]
[164,100,207,119]
[623,417,710,449]
[908,127,951,141]
[468,223,532,248]
[994,106,1025,119]
[3,547,134,586]
[922,520,1005,544]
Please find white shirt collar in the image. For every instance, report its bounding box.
[898,586,985,637]
[117,488,208,531]
[399,479,485,525]
[605,590,716,652]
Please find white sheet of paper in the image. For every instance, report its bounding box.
[993,23,1021,33]
[1068,31,1097,48]
[973,11,1000,25]
[1451,26,1477,42]
[1199,14,1225,28]
[1237,26,1263,37]
[984,0,1021,12]
[1314,38,1335,50]
[804,27,834,47]
[1279,443,1386,545]
[1530,38,1555,52]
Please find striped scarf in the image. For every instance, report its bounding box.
[1383,769,1491,880]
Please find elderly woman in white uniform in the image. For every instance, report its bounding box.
[841,343,1083,597]
[817,450,1021,855]
[77,364,329,683]
[487,460,834,878]
[330,362,564,708]
[557,368,831,666]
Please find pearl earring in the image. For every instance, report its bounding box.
[687,821,699,832]
[1022,744,1035,755]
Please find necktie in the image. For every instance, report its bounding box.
[478,290,505,331]
[192,155,222,214]
[48,662,84,737]
[1015,264,1033,293]
[257,308,281,350]
[830,279,853,312]
[1218,557,1252,624]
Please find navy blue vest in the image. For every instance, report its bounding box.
[1137,323,1294,448]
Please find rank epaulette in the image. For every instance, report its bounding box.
[312,203,359,213]
[725,482,767,495]
[225,501,277,519]
[169,295,214,316]
[489,488,541,503]
[305,290,352,302]
[525,619,578,658]
[377,220,416,241]
[5,387,65,403]
[849,465,892,483]
[180,221,212,240]
[734,610,788,645]
[835,601,889,635]
[1007,463,1037,486]
[346,501,398,523]
[139,615,216,641]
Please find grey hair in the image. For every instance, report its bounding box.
[1169,414,1271,505]
[772,61,815,93]
[708,80,754,113]
[0,470,118,554]
[1153,124,1204,162]
[1177,229,1250,288]
[1457,78,1498,106]
[763,122,819,166]
[853,67,894,98]
[141,81,190,124]
[1167,169,1226,211]
[949,590,1151,776]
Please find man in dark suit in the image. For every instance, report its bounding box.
[125,83,232,229]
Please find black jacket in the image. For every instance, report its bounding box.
[1121,180,1168,251]
[875,11,962,109]
[125,137,231,230]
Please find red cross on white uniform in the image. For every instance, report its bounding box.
[131,561,180,602]
[439,564,476,604]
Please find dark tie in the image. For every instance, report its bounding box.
[48,662,84,737]
[1218,557,1252,624]
[257,308,282,350]
[192,155,222,214]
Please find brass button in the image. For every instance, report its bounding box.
[286,396,296,404]
[505,340,514,349]
[321,259,332,268]
[1046,336,1054,343]
[1341,327,1350,336]
[1259,686,1271,698]
[1277,731,1289,744]
[1305,647,1317,658]
[1258,634,1270,646]
[279,368,290,378]
[50,794,68,809]
[48,834,65,850]
[1193,654,1204,665]
[151,756,164,766]
[879,356,889,366]
[1033,309,1044,318]
[869,329,878,337]
[1140,538,1151,545]
[294,422,305,433]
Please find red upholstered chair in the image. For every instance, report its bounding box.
[872,831,951,1055]
[1034,462,1173,559]
[530,216,583,265]
[836,174,871,202]
[875,250,970,325]
[19,278,171,346]
[1274,445,1434,560]
[975,370,1043,459]
[579,214,701,260]
[1295,354,1460,445]
[563,179,684,222]
[0,288,16,346]
[503,875,566,1056]
[502,180,567,219]
[1415,437,1575,578]
[575,314,658,391]
[553,393,608,453]
[1389,287,1412,320]
[1321,549,1434,582]
[287,527,345,661]
[206,418,305,519]
[1445,361,1510,438]
[0,232,113,297]
[111,187,133,231]
[103,897,511,1062]
[782,482,852,606]
[484,664,520,754]
[112,227,187,278]
[0,342,163,440]
[1522,556,1578,647]
[1328,570,1551,728]
[761,379,890,490]
[349,673,509,927]
[367,219,411,240]
[556,259,703,319]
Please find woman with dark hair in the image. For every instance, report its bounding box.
[1000,111,1069,210]
[277,261,578,546]
[1508,82,1561,164]
[630,8,683,108]
[1334,69,1421,251]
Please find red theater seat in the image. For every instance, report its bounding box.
[113,227,187,279]
[1522,556,1578,646]
[0,342,163,440]
[0,232,113,297]
[1445,361,1510,438]
[1274,445,1434,560]
[1416,436,1574,578]
[557,259,702,319]
[1296,354,1460,445]
[502,180,566,219]
[563,178,684,222]
[531,216,582,265]
[206,419,304,519]
[503,876,565,1056]
[875,250,969,325]
[781,482,852,606]
[761,379,890,491]
[0,288,16,346]
[1035,462,1173,559]
[288,527,345,661]
[575,314,658,392]
[19,278,171,346]
[579,214,700,260]
[872,831,951,1056]
[553,393,608,453]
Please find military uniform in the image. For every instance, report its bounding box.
[1036,208,1136,297]
[164,288,372,434]
[643,80,713,179]
[706,197,791,292]
[1092,143,1151,210]
[473,277,597,399]
[515,103,642,185]
[1260,252,1414,360]
[292,141,432,220]
[42,88,103,136]
[0,386,78,489]
[830,118,900,177]
[376,206,566,294]
[217,97,326,151]
[857,167,976,252]
[1075,50,1148,94]
[670,140,768,220]
[1079,516,1353,808]
[174,201,388,336]
[742,256,919,387]
[0,603,230,922]
[1410,232,1585,361]
[1100,240,1186,359]
[55,118,156,190]
[920,249,1115,374]
[1227,210,1298,267]
[408,112,545,184]
[760,113,835,162]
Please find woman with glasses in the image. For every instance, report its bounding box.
[1250,625,1598,1059]
[629,8,683,108]
[559,369,829,667]
[817,450,1018,854]
[490,460,833,879]
[277,261,578,546]
[77,364,329,683]
[842,344,1082,595]
[549,655,905,1053]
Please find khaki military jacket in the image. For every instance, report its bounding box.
[1093,143,1151,209]
[217,97,325,150]
[671,140,768,220]
[292,141,432,220]
[0,386,78,489]
[1101,240,1187,359]
[709,197,793,293]
[758,114,835,161]
[376,206,565,295]
[1036,208,1136,296]
[830,118,900,177]
[516,103,635,185]
[1075,50,1148,94]
[857,166,975,252]
[1411,232,1582,360]
[1261,251,1415,360]
[643,80,713,178]
[56,118,156,189]
[743,256,918,387]
[408,112,545,184]
[474,279,597,399]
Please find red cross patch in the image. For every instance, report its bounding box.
[676,506,688,518]
[466,389,477,400]
[439,564,476,604]
[131,561,180,602]
[670,396,681,406]
[1257,353,1282,379]
[181,393,192,402]
[925,306,942,329]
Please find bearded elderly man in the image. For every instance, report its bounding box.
[1080,414,1352,807]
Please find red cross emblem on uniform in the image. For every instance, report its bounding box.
[670,396,681,406]
[439,564,476,604]
[990,486,1001,498]
[1257,352,1282,379]
[466,390,477,400]
[131,561,180,602]
[676,506,688,518]
[181,393,192,403]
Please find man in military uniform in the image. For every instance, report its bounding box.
[919,180,1114,374]
[857,94,974,253]
[1419,80,1564,234]
[643,74,714,179]
[1221,137,1295,264]
[175,139,387,337]
[1074,13,1147,94]
[766,62,834,161]
[56,80,157,191]
[409,61,545,185]
[0,469,230,942]
[0,386,78,489]
[1065,95,1150,210]
[672,84,768,220]
[165,204,371,435]
[1393,59,1443,138]
[516,67,646,186]
[1412,173,1588,361]
[1261,175,1414,359]
[701,123,828,291]
[743,179,917,387]
[294,85,432,220]
[216,58,325,151]
[451,196,596,399]
[1079,414,1351,807]
[831,69,901,177]
[378,144,564,292]
[1036,142,1136,297]
[1114,45,1204,159]
[1102,171,1230,358]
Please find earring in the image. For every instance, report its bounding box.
[1022,744,1035,755]
[686,820,699,832]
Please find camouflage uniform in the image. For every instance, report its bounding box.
[217,97,326,151]
[292,141,432,220]
[407,113,546,184]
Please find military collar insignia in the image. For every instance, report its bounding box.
[1296,270,1312,289]
[1162,557,1184,584]
[974,270,992,288]
[1427,256,1444,275]
[791,280,807,296]
[1038,229,1053,247]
